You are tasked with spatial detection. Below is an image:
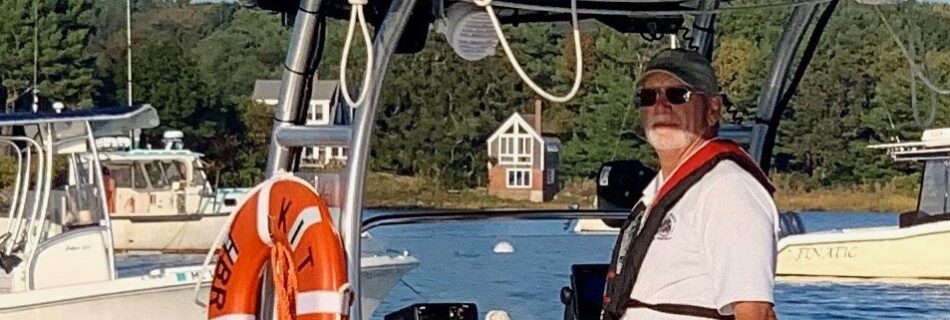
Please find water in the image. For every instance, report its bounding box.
[365,212,950,320]
[116,211,950,319]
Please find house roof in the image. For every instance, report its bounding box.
[487,113,544,146]
[252,80,339,102]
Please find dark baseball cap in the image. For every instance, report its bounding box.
[638,49,721,94]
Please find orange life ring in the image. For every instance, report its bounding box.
[207,176,350,320]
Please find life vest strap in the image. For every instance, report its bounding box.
[625,299,735,320]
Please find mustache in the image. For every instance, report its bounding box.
[646,116,681,127]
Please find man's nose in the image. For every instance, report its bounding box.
[654,94,674,111]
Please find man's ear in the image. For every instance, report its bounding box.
[706,95,723,127]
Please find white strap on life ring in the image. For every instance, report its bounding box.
[296,284,353,318]
[209,314,256,320]
[289,206,323,250]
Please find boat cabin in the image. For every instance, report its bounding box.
[871,128,950,227]
[89,131,223,216]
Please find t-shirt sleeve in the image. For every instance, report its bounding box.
[699,169,778,315]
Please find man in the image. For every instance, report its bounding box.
[602,49,779,320]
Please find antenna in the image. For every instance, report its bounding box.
[127,0,138,148]
[32,0,38,113]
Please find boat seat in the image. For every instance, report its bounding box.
[29,226,111,290]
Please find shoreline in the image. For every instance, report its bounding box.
[364,172,917,213]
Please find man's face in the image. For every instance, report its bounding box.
[638,72,721,151]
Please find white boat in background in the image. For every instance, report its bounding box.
[776,128,950,279]
[0,106,417,319]
[88,131,249,252]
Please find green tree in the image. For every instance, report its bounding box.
[0,0,97,109]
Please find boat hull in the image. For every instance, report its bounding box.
[109,214,229,252]
[776,221,950,279]
[0,257,418,320]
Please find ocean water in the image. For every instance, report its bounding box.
[365,212,950,320]
[116,211,950,319]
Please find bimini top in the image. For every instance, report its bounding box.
[868,128,950,162]
[0,105,160,140]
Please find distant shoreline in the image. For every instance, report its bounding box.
[364,172,917,213]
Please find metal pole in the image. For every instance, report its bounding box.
[32,0,38,113]
[340,0,417,318]
[127,0,138,147]
[691,0,720,58]
[261,0,324,319]
[126,0,133,107]
[264,0,324,176]
[749,4,817,167]
[85,121,117,280]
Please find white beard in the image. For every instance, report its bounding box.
[646,127,699,151]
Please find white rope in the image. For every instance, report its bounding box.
[874,5,950,95]
[193,203,241,308]
[340,0,374,108]
[474,0,583,103]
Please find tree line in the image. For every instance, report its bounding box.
[1,0,949,190]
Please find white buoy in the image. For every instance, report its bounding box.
[487,310,511,320]
[493,241,514,254]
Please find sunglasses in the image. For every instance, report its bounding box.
[636,86,699,107]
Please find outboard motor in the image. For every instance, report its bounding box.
[778,211,806,238]
[595,160,656,228]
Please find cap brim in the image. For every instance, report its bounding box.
[637,69,690,88]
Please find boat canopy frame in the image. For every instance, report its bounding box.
[0,105,160,282]
[253,0,840,317]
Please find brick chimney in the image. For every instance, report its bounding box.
[533,99,542,134]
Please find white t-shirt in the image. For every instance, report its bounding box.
[620,161,779,320]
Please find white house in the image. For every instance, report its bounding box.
[252,80,352,169]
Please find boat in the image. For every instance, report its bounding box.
[0,106,417,319]
[237,0,859,316]
[775,128,950,279]
[90,131,250,252]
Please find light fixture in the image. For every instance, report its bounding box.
[438,2,499,61]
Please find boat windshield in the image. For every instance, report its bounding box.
[917,159,950,216]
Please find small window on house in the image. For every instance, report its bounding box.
[546,169,556,185]
[546,143,559,152]
[507,169,531,188]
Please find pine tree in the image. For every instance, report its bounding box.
[0,0,96,109]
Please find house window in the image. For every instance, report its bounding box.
[499,123,533,165]
[306,102,327,124]
[304,146,316,159]
[546,169,556,185]
[507,169,531,188]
